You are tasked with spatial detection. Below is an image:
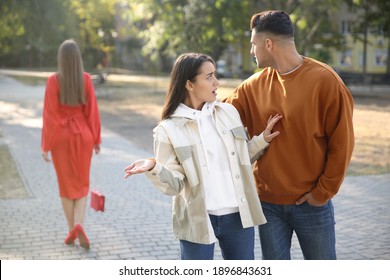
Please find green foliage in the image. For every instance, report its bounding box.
[254,0,344,61]
[0,1,25,56]
[343,0,390,74]
[130,0,255,71]
[132,0,348,69]
[1,0,387,72]
[0,0,117,69]
[0,0,76,67]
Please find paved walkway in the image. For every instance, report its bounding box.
[0,74,389,260]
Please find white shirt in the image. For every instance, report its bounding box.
[195,103,239,215]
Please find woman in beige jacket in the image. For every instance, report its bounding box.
[124,53,282,260]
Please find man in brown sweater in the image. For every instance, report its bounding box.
[224,10,354,259]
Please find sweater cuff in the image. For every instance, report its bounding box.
[310,187,333,204]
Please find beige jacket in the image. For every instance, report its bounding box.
[145,102,267,244]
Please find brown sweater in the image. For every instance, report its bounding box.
[224,57,355,204]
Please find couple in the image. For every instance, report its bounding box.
[124,10,355,260]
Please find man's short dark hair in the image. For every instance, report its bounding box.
[250,10,294,37]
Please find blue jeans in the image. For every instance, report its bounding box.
[259,200,336,260]
[180,212,255,260]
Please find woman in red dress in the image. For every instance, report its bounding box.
[41,39,101,249]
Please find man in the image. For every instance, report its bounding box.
[223,10,354,259]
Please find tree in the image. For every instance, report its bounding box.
[344,0,390,82]
[128,0,255,71]
[0,0,117,69]
[365,0,390,76]
[129,0,346,72]
[69,0,117,68]
[253,0,344,62]
[0,0,74,67]
[0,0,25,63]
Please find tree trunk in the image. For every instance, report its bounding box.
[362,4,368,84]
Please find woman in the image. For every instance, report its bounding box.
[124,53,282,259]
[41,39,101,249]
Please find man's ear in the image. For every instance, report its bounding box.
[265,38,273,50]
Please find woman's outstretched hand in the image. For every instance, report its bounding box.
[124,159,156,178]
[263,114,283,143]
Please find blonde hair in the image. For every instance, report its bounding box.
[57,39,86,105]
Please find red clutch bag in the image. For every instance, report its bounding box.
[90,190,105,212]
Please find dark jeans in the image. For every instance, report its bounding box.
[180,212,255,260]
[259,200,336,260]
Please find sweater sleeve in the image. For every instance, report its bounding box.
[84,73,101,145]
[311,85,355,203]
[222,73,264,139]
[222,81,249,128]
[41,75,60,152]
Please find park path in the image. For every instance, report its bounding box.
[0,73,389,260]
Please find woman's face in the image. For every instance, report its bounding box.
[185,61,219,110]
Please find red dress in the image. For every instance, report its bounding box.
[41,73,101,199]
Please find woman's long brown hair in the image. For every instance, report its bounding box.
[57,39,86,106]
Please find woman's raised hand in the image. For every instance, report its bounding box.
[263,114,283,143]
[124,159,156,178]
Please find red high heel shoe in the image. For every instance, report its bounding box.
[64,228,77,245]
[74,224,90,249]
